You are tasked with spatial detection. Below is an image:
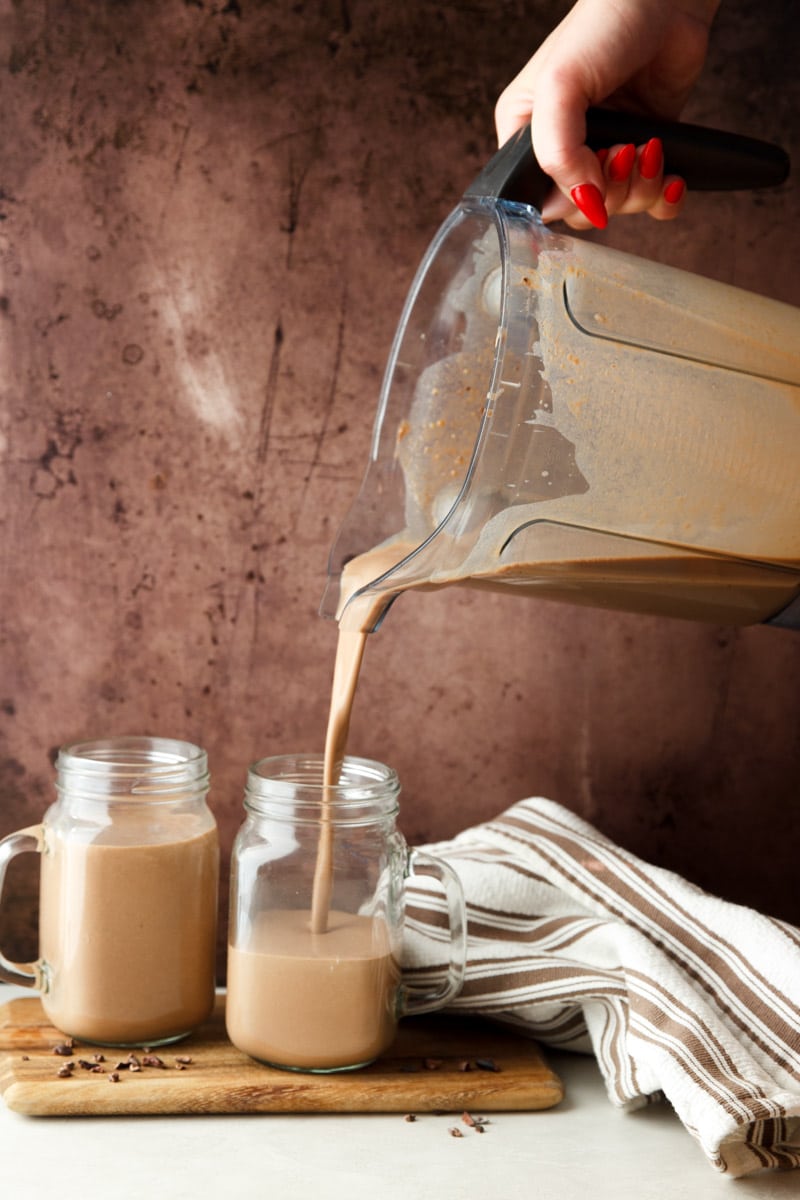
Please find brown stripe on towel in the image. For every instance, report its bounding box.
[493,808,800,1074]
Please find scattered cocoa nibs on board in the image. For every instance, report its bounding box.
[403,1113,417,1123]
[475,1057,501,1073]
[174,1056,192,1065]
[92,1053,105,1063]
[56,1063,75,1078]
[90,1065,105,1074]
[53,1041,75,1057]
[457,1059,472,1072]
[461,1111,489,1132]
[108,1072,121,1083]
[448,1127,464,1138]
[141,1054,166,1069]
[423,1058,444,1071]
[77,1059,98,1070]
[114,1053,143,1071]
[20,1055,29,1062]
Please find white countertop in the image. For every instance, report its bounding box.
[1,985,796,1200]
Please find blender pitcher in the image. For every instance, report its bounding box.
[321,111,800,630]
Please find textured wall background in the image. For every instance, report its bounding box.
[1,0,798,977]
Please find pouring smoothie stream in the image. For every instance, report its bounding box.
[314,542,412,933]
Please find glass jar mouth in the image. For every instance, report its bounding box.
[56,736,209,799]
[244,753,400,822]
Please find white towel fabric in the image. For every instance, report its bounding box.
[403,797,800,1177]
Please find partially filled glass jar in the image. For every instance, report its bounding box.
[226,753,466,1072]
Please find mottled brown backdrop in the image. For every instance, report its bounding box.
[1,0,798,977]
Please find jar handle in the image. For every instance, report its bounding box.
[401,849,466,1016]
[0,825,45,989]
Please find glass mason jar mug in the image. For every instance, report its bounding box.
[226,754,467,1072]
[0,736,219,1046]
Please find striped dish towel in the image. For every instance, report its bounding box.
[403,797,800,1177]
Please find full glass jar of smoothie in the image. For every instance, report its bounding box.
[0,736,219,1046]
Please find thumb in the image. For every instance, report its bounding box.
[503,98,608,227]
[528,77,606,217]
[495,58,606,226]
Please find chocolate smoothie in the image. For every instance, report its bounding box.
[226,908,399,1069]
[229,561,405,1065]
[224,549,405,1069]
[40,811,218,1045]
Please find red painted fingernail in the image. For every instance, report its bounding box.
[608,143,636,183]
[639,137,663,180]
[570,183,608,229]
[595,148,609,165]
[663,178,686,205]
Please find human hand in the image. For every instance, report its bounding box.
[495,0,721,228]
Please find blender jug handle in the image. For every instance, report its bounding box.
[465,107,790,208]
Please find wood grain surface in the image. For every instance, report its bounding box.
[0,995,564,1117]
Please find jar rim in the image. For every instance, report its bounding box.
[244,753,400,813]
[56,736,209,798]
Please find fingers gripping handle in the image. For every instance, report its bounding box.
[584,109,790,191]
[465,108,791,207]
[0,824,44,988]
[401,849,467,1017]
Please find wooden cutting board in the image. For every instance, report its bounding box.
[0,995,563,1117]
